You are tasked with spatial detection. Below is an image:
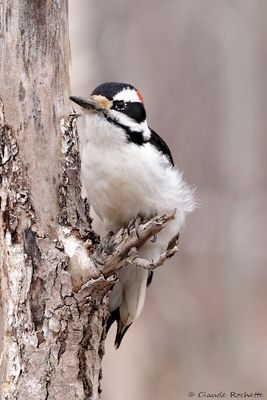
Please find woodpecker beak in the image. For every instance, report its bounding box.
[69,95,111,111]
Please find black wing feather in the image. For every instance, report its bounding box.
[149,128,174,166]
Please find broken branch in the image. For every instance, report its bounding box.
[127,245,178,270]
[60,210,177,291]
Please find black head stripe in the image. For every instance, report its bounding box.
[106,117,145,146]
[112,101,146,123]
[91,82,136,100]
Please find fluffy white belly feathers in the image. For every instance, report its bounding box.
[82,140,194,233]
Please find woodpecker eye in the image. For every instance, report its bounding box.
[113,100,126,111]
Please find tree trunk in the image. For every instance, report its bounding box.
[0,1,110,399]
[0,2,176,399]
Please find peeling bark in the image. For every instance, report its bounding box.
[0,1,177,399]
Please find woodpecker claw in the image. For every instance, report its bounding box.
[92,253,105,266]
[127,218,135,236]
[134,215,142,238]
[101,231,115,255]
[127,215,143,238]
[93,231,115,265]
[150,235,157,243]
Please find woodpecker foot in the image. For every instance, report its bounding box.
[127,245,178,271]
[127,214,143,238]
[92,252,105,266]
[101,231,115,254]
[93,231,115,265]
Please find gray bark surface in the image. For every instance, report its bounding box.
[0,2,110,398]
[0,2,176,399]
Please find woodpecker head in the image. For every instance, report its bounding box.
[70,82,151,145]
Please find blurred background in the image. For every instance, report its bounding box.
[69,1,267,399]
[1,1,266,399]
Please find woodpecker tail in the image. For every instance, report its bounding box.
[105,309,133,349]
[114,320,132,349]
[107,264,148,348]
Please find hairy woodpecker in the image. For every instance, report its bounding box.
[70,82,195,348]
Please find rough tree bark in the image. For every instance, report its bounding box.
[0,1,177,399]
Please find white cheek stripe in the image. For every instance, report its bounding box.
[109,110,142,130]
[108,110,151,139]
[114,88,141,103]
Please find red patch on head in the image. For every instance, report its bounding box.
[136,89,143,102]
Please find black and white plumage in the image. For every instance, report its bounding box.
[70,82,195,348]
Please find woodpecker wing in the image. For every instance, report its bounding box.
[149,128,175,167]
